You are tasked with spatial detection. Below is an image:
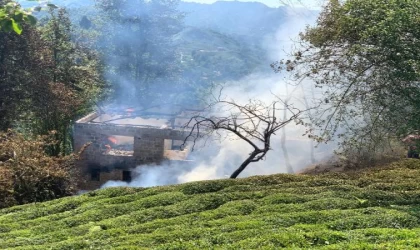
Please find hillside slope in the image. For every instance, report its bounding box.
[179,1,315,44]
[175,27,267,81]
[2,160,420,249]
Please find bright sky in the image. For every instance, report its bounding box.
[182,0,323,9]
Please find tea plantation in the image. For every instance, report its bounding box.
[2,159,420,249]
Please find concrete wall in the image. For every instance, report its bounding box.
[73,114,193,189]
[134,136,164,165]
[74,122,191,152]
[79,168,125,190]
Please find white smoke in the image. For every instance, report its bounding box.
[102,165,181,188]
[101,5,333,189]
[263,7,318,62]
[101,71,333,190]
[174,73,331,183]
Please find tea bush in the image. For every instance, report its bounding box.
[2,159,420,249]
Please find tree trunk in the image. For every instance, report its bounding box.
[230,151,259,179]
[310,140,316,164]
[281,101,294,174]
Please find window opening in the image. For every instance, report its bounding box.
[103,135,134,156]
[122,170,132,182]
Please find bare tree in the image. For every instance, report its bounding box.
[183,96,302,179]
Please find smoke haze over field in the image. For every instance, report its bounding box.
[103,75,333,188]
[102,6,335,189]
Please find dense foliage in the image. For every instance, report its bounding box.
[35,8,105,155]
[0,4,104,155]
[277,0,419,159]
[0,2,103,207]
[1,160,420,248]
[0,131,78,209]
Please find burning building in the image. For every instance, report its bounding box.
[73,106,196,190]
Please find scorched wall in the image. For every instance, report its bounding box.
[73,112,192,189]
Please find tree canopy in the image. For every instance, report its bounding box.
[0,5,104,155]
[279,0,420,153]
[94,0,185,107]
[0,3,104,207]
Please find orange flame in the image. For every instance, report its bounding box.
[108,136,118,144]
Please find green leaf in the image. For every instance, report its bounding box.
[47,3,58,9]
[11,18,22,35]
[13,12,24,22]
[0,19,13,32]
[26,15,37,25]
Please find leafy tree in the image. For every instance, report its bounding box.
[30,7,105,155]
[0,6,103,206]
[0,0,36,34]
[275,0,420,158]
[94,0,184,106]
[0,6,105,156]
[0,17,47,131]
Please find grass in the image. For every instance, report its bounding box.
[2,159,420,249]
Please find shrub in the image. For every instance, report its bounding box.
[180,180,232,195]
[0,130,78,208]
[2,159,420,249]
